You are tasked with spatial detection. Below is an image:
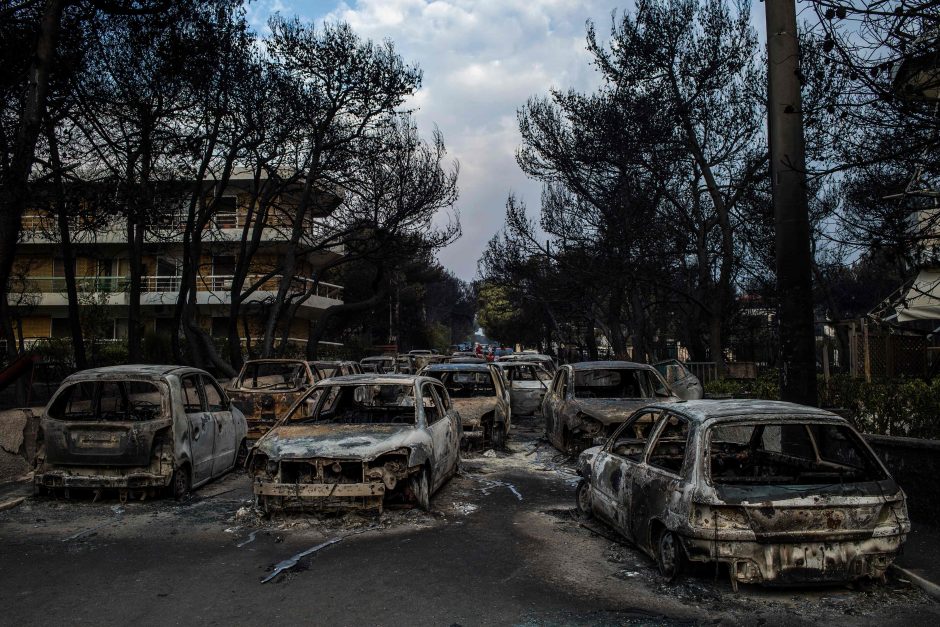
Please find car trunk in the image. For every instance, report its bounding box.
[43,418,172,467]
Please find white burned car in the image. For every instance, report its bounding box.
[34,365,247,500]
[576,400,910,587]
[248,374,460,514]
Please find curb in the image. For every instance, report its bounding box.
[891,564,940,601]
[0,496,25,513]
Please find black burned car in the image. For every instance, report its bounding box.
[575,399,910,587]
[542,361,677,454]
[34,365,247,500]
[248,374,460,514]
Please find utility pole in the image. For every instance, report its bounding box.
[766,0,818,406]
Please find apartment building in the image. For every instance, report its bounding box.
[11,171,345,348]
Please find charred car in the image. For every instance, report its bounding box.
[498,352,557,373]
[248,374,460,514]
[654,359,704,401]
[227,359,318,441]
[494,361,553,416]
[575,400,910,587]
[543,361,677,454]
[310,360,362,379]
[360,355,398,374]
[34,365,247,500]
[419,363,511,449]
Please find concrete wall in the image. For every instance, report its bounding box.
[866,433,940,524]
[0,409,40,484]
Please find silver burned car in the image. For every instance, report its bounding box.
[34,365,247,500]
[494,361,553,416]
[248,374,460,514]
[543,361,677,454]
[576,400,910,587]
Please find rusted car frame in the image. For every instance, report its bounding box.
[248,374,460,514]
[310,360,363,379]
[576,399,910,587]
[542,361,677,454]
[419,362,511,449]
[226,359,318,441]
[360,355,398,374]
[34,365,247,500]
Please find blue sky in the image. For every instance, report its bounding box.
[245,1,765,281]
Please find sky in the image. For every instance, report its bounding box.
[245,1,766,281]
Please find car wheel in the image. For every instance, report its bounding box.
[170,466,191,501]
[235,439,248,469]
[656,528,683,581]
[575,479,592,517]
[410,466,431,511]
[492,424,506,450]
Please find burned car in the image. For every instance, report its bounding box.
[227,359,318,441]
[419,363,511,449]
[654,359,703,401]
[498,352,556,373]
[494,361,553,416]
[543,361,677,454]
[34,365,247,500]
[248,374,460,514]
[360,355,398,374]
[575,400,910,587]
[310,360,362,379]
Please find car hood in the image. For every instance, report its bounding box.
[576,398,657,425]
[452,397,499,422]
[255,424,417,461]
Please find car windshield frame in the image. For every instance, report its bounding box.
[237,361,310,391]
[573,368,670,400]
[47,378,168,422]
[285,382,422,426]
[422,369,497,398]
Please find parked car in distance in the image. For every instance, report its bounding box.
[576,399,910,586]
[542,361,677,454]
[654,359,703,400]
[360,355,398,374]
[419,362,511,449]
[494,361,553,416]
[226,359,318,441]
[450,356,486,364]
[34,365,247,500]
[310,360,362,379]
[498,352,556,373]
[248,374,460,514]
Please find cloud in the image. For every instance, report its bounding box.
[272,1,634,279]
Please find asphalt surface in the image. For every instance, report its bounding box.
[1,417,938,626]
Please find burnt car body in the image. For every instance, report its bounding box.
[310,360,362,379]
[419,363,512,449]
[34,365,247,499]
[248,374,460,513]
[654,359,703,401]
[226,359,318,441]
[576,400,910,587]
[360,355,398,374]
[543,361,677,454]
[498,353,556,373]
[494,361,553,416]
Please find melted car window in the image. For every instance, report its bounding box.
[239,362,309,390]
[301,384,417,425]
[573,369,666,399]
[709,422,886,485]
[424,371,495,398]
[647,416,690,475]
[48,380,164,422]
[610,411,661,461]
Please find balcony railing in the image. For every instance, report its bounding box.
[13,275,343,301]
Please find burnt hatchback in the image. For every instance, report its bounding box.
[227,359,318,441]
[248,374,460,514]
[576,400,910,587]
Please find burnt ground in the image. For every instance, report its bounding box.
[1,416,938,626]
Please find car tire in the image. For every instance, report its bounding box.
[575,480,592,517]
[492,423,506,450]
[656,528,683,581]
[410,466,431,511]
[170,465,191,501]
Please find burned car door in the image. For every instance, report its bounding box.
[421,383,452,488]
[629,412,692,551]
[181,374,215,484]
[543,368,571,447]
[507,365,550,416]
[431,383,460,472]
[202,375,237,476]
[591,410,663,539]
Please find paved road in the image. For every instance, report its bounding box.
[1,417,938,626]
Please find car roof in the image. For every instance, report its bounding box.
[361,355,394,361]
[314,373,435,386]
[494,361,545,368]
[421,363,491,372]
[641,399,839,425]
[63,364,202,381]
[570,360,655,371]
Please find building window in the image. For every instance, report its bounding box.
[214,196,238,229]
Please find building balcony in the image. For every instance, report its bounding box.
[9,275,344,313]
